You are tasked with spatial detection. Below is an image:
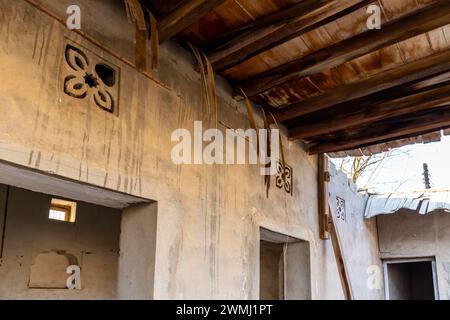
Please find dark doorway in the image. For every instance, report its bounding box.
[384,259,438,300]
[259,228,311,300]
[260,240,284,300]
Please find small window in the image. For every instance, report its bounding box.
[49,198,77,223]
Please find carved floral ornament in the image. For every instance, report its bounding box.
[276,160,293,196]
[63,45,117,113]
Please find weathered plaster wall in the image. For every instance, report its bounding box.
[328,164,384,300]
[378,211,450,300]
[118,202,158,300]
[285,241,311,300]
[0,185,121,299]
[260,241,283,300]
[0,0,368,299]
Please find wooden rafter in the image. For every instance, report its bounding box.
[147,0,450,154]
[322,128,448,157]
[289,78,450,139]
[205,0,372,72]
[275,49,450,122]
[141,0,184,19]
[235,2,450,98]
[158,0,227,42]
[308,105,450,154]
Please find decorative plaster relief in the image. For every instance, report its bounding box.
[62,41,120,114]
[276,160,293,196]
[336,196,346,222]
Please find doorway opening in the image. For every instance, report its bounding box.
[0,160,157,300]
[259,228,311,300]
[383,257,439,300]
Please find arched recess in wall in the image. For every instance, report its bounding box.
[29,251,78,289]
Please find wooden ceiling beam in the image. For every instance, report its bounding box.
[141,0,185,20]
[274,49,450,122]
[205,0,370,72]
[308,105,450,154]
[289,77,450,139]
[235,2,450,98]
[323,129,447,157]
[158,0,227,42]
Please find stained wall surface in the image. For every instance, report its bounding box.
[0,0,381,299]
[118,202,158,300]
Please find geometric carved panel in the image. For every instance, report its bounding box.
[336,196,346,222]
[276,160,293,196]
[62,41,120,114]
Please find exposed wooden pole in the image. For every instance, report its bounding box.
[319,156,352,299]
[275,49,450,122]
[235,2,450,98]
[0,186,9,259]
[308,105,450,154]
[206,0,371,72]
[290,81,450,139]
[329,206,353,300]
[318,154,331,240]
[158,0,227,42]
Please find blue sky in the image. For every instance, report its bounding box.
[332,135,450,193]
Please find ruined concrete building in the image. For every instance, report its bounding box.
[0,0,450,300]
